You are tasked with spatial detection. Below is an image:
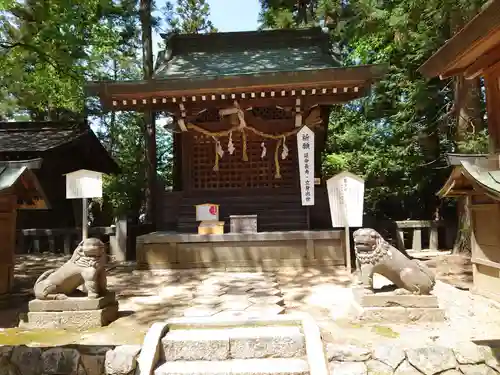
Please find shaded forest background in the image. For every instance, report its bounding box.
[0,0,491,252]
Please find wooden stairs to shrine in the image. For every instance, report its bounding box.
[176,192,309,233]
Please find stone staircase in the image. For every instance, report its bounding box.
[156,325,308,374]
[144,316,328,375]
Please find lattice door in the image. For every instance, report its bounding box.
[190,131,297,190]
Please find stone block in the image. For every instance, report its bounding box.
[453,342,486,364]
[406,346,457,375]
[352,305,446,323]
[154,358,309,375]
[80,353,105,375]
[182,306,222,318]
[229,326,305,359]
[250,288,281,297]
[26,303,118,330]
[460,364,498,375]
[105,345,141,375]
[394,360,422,375]
[219,300,252,311]
[211,310,254,319]
[372,344,405,369]
[162,329,230,361]
[42,348,80,375]
[29,292,116,312]
[244,305,285,317]
[355,293,439,308]
[248,296,284,306]
[11,346,42,375]
[329,361,367,375]
[366,360,393,375]
[326,344,371,362]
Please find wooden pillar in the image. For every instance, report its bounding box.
[140,0,156,226]
[0,193,16,295]
[484,72,500,154]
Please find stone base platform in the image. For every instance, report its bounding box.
[20,292,119,330]
[136,230,346,270]
[350,288,446,323]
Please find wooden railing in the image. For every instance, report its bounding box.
[395,220,444,252]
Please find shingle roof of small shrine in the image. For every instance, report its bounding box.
[0,122,84,152]
[154,28,341,80]
[0,122,120,174]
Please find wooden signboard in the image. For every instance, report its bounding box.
[195,203,219,222]
[297,126,315,206]
[65,169,103,240]
[66,169,103,199]
[327,171,365,271]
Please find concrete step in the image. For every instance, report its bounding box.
[161,326,306,361]
[154,358,309,375]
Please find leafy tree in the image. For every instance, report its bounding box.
[162,0,217,34]
[260,0,489,251]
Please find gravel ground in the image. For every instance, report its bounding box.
[2,252,500,348]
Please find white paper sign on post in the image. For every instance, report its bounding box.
[326,171,365,227]
[66,169,103,199]
[297,126,315,206]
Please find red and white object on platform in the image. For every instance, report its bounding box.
[195,203,219,222]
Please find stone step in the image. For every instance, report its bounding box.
[162,326,306,361]
[154,358,309,375]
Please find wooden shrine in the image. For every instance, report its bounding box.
[420,0,500,301]
[0,160,48,295]
[87,28,386,269]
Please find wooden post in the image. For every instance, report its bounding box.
[484,73,500,153]
[82,198,88,240]
[344,224,351,273]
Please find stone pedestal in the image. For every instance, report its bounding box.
[230,215,258,233]
[350,288,446,323]
[21,292,118,330]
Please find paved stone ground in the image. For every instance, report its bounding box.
[2,253,500,349]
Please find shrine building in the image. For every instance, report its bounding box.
[420,0,500,302]
[87,28,386,269]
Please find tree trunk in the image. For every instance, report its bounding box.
[452,198,472,255]
[450,7,484,255]
[139,0,156,227]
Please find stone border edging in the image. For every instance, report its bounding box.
[326,341,500,375]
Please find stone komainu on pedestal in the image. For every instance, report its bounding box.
[34,237,108,300]
[23,238,118,329]
[353,228,436,295]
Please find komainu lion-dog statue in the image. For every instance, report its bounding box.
[353,228,436,295]
[34,237,108,300]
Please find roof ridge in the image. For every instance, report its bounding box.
[0,121,86,132]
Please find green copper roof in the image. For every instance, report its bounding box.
[0,165,27,192]
[154,28,341,80]
[461,160,500,199]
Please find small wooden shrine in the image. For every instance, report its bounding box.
[0,159,48,295]
[0,121,119,230]
[88,28,385,233]
[420,0,500,301]
[88,28,386,269]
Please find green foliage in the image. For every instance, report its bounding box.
[260,0,489,220]
[162,0,217,34]
[1,0,214,220]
